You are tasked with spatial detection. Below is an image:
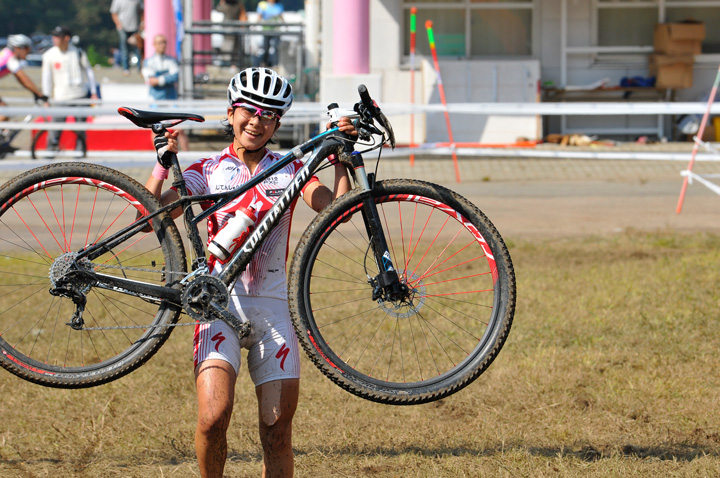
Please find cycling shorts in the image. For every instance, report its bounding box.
[193,296,300,386]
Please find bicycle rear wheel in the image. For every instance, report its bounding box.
[31,130,87,160]
[0,163,186,388]
[289,179,515,405]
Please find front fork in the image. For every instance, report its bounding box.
[346,152,408,302]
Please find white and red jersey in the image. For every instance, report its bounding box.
[0,48,25,80]
[181,144,318,299]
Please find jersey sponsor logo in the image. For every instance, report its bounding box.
[266,189,283,197]
[211,332,226,352]
[275,343,290,371]
[243,167,310,253]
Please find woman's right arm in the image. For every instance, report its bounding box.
[145,130,183,219]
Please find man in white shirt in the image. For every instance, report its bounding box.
[41,26,98,153]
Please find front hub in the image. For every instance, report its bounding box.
[375,270,427,318]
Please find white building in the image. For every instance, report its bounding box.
[316,0,720,144]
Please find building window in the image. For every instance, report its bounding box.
[666,6,720,53]
[403,1,534,58]
[597,6,657,47]
[596,0,720,53]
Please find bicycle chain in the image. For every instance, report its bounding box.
[89,262,190,276]
[81,320,213,331]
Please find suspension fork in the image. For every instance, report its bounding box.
[347,153,408,301]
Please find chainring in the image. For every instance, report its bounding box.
[181,274,230,323]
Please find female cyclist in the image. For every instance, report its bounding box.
[146,67,355,478]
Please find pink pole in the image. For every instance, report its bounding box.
[144,0,177,58]
[193,0,212,74]
[332,0,369,74]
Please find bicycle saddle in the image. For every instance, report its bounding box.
[118,107,205,128]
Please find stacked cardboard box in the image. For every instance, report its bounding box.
[650,22,705,89]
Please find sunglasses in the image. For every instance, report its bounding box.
[233,103,281,123]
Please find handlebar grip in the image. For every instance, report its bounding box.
[358,84,374,109]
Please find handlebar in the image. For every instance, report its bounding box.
[325,85,396,150]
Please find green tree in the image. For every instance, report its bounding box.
[0,0,116,63]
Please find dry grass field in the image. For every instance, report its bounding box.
[1,156,720,477]
[1,229,720,477]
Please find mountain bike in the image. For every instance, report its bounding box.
[0,85,515,405]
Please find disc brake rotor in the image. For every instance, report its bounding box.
[377,270,426,318]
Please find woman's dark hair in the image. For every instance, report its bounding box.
[220,118,234,139]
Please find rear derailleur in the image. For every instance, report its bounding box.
[48,252,95,330]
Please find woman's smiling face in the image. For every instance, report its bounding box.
[227,102,281,153]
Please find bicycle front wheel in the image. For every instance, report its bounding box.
[0,163,186,388]
[289,179,516,405]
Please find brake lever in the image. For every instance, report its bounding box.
[357,84,396,149]
[353,119,383,141]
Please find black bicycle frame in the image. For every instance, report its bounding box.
[77,127,369,304]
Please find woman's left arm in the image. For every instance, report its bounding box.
[303,116,356,212]
[303,163,351,213]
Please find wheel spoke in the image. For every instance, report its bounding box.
[0,164,184,387]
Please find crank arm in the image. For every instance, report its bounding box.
[209,302,250,338]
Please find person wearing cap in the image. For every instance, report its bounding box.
[0,34,48,153]
[41,26,98,154]
[110,0,143,75]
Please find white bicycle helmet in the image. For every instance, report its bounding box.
[7,34,32,49]
[227,67,293,116]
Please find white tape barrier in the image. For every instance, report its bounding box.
[0,144,718,164]
[2,100,720,130]
[681,170,720,196]
[381,146,720,162]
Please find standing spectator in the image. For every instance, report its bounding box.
[254,0,284,68]
[110,0,143,75]
[218,0,248,23]
[142,34,188,151]
[142,34,179,102]
[217,0,248,68]
[0,34,48,153]
[41,26,98,154]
